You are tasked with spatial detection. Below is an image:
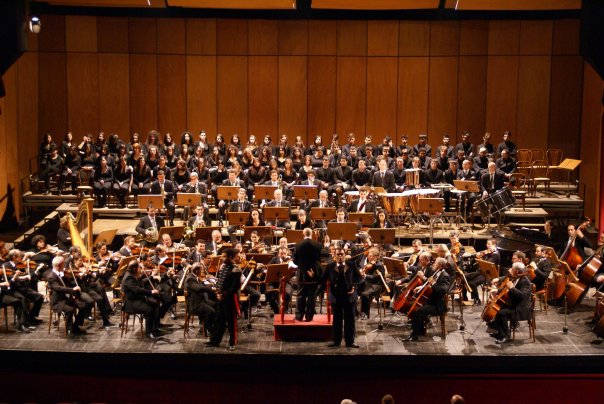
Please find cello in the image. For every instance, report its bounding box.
[392,271,423,313]
[481,276,511,323]
[406,267,445,318]
[545,247,581,305]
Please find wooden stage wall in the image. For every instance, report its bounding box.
[0,16,602,221]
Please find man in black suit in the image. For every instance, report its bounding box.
[559,222,593,264]
[121,260,161,339]
[307,190,332,229]
[424,159,444,186]
[293,228,322,322]
[403,256,451,341]
[119,235,136,257]
[487,262,531,344]
[265,189,291,229]
[150,170,176,225]
[413,133,432,158]
[188,239,207,264]
[351,159,372,190]
[225,188,252,240]
[348,187,376,213]
[135,205,165,246]
[371,159,395,192]
[47,256,93,336]
[463,238,500,305]
[480,162,505,199]
[217,169,246,223]
[531,245,552,291]
[322,246,361,348]
[456,159,479,217]
[185,263,216,335]
[266,247,293,315]
[359,247,386,320]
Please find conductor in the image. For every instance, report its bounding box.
[293,228,322,322]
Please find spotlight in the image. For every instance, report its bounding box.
[29,16,41,34]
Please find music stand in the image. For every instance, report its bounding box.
[453,180,479,193]
[310,207,336,223]
[368,228,396,246]
[246,253,274,265]
[327,222,357,241]
[227,212,249,240]
[285,229,304,243]
[254,185,278,203]
[111,255,140,288]
[476,258,499,282]
[138,194,164,209]
[195,226,222,242]
[159,225,185,242]
[216,186,240,202]
[243,226,273,241]
[176,192,202,208]
[293,185,318,202]
[93,229,118,247]
[383,257,407,279]
[417,197,444,244]
[263,206,291,229]
[349,213,375,228]
[265,263,297,323]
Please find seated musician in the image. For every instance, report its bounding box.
[266,246,293,315]
[351,159,372,190]
[330,208,348,224]
[395,251,432,287]
[265,189,291,229]
[217,169,246,221]
[447,231,465,261]
[403,257,451,342]
[2,250,40,332]
[94,241,120,287]
[495,149,516,179]
[423,159,444,187]
[135,205,165,247]
[393,238,424,262]
[119,235,137,257]
[529,245,552,292]
[294,209,312,230]
[121,260,161,339]
[59,145,81,195]
[331,156,353,200]
[359,247,386,320]
[408,156,427,188]
[435,244,458,290]
[245,208,266,229]
[348,187,375,213]
[456,159,478,217]
[150,170,176,226]
[480,162,505,199]
[182,172,207,220]
[57,215,72,253]
[372,209,393,229]
[371,158,395,192]
[184,262,217,336]
[226,188,252,241]
[244,231,267,254]
[188,239,207,265]
[307,190,332,229]
[47,256,93,336]
[392,157,407,192]
[443,160,459,212]
[151,245,178,321]
[473,147,490,175]
[70,254,114,328]
[462,238,500,305]
[160,233,184,252]
[558,222,592,264]
[486,262,532,344]
[187,204,210,241]
[207,230,225,256]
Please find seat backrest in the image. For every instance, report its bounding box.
[531,160,549,178]
[530,148,546,161]
[516,149,532,163]
[508,173,527,190]
[516,161,532,178]
[546,148,564,166]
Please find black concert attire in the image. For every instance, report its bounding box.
[443,167,459,212]
[496,156,516,176]
[41,153,63,194]
[294,218,313,230]
[184,272,216,332]
[151,255,178,319]
[456,168,478,217]
[132,166,152,195]
[455,141,475,159]
[47,269,93,334]
[322,260,361,346]
[265,199,291,229]
[532,256,552,291]
[135,215,165,247]
[413,143,432,158]
[226,199,252,241]
[4,260,44,324]
[57,227,72,252]
[351,168,372,190]
[473,155,489,175]
[480,171,505,196]
[489,275,531,340]
[348,197,376,213]
[293,237,322,321]
[424,167,444,186]
[266,255,294,315]
[113,166,132,207]
[59,153,81,194]
[77,267,113,327]
[150,179,176,225]
[464,249,501,303]
[558,233,593,262]
[0,279,29,331]
[121,270,160,336]
[409,267,451,338]
[359,260,386,317]
[209,260,242,347]
[370,170,396,192]
[496,140,517,158]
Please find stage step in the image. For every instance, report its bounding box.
[273,314,332,342]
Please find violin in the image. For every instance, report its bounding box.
[450,241,462,256]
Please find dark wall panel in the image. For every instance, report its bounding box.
[248,56,278,137]
[129,54,158,134]
[98,53,130,137]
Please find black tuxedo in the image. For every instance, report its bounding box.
[150,179,176,223]
[121,271,160,334]
[480,171,505,194]
[370,170,395,192]
[294,237,322,321]
[491,275,531,340]
[135,215,165,235]
[348,198,376,213]
[184,273,216,327]
[410,268,450,337]
[351,169,372,189]
[47,270,92,331]
[359,261,385,316]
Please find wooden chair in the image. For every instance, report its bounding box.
[47,290,69,336]
[508,173,529,211]
[119,293,144,339]
[530,159,551,196]
[1,304,11,332]
[516,149,532,164]
[77,167,94,202]
[428,297,448,339]
[511,284,536,342]
[535,278,549,314]
[546,148,564,182]
[530,148,546,162]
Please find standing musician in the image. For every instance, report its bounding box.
[207,248,242,350]
[486,262,531,344]
[462,238,500,305]
[530,245,552,292]
[47,256,93,336]
[150,170,176,226]
[121,260,162,339]
[226,188,252,241]
[293,228,322,322]
[4,249,44,325]
[359,247,386,320]
[403,257,451,342]
[135,205,165,246]
[348,187,376,213]
[267,246,293,315]
[184,262,217,336]
[322,246,361,348]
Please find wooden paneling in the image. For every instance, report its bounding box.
[553,19,580,55]
[279,20,309,56]
[519,20,553,55]
[430,21,460,56]
[157,55,187,136]
[217,56,248,137]
[129,18,157,54]
[459,20,489,55]
[278,56,308,137]
[309,20,337,56]
[248,20,278,55]
[248,56,278,137]
[488,20,520,55]
[428,57,458,139]
[366,57,397,137]
[38,52,68,136]
[457,56,487,141]
[485,56,519,136]
[308,56,336,139]
[38,14,66,52]
[66,16,98,53]
[98,53,130,137]
[217,19,248,55]
[97,17,129,53]
[157,18,186,54]
[2,65,18,215]
[549,56,583,157]
[186,55,217,134]
[367,20,399,56]
[397,57,429,139]
[129,54,158,134]
[516,56,551,149]
[337,21,368,56]
[336,57,367,137]
[67,53,99,138]
[399,21,430,56]
[186,19,217,55]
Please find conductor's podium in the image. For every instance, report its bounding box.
[273,314,332,341]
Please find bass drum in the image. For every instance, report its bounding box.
[490,187,515,214]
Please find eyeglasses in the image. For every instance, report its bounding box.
[336,253,345,256]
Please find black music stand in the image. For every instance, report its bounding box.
[195,226,222,242]
[255,185,278,204]
[368,228,396,247]
[349,213,375,228]
[293,185,318,203]
[327,222,357,241]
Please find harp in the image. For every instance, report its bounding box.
[67,198,94,258]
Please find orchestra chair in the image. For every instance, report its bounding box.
[426,296,448,339]
[546,148,564,182]
[530,159,551,196]
[183,291,207,339]
[76,167,94,203]
[119,292,144,339]
[507,173,528,211]
[515,161,533,195]
[530,148,546,161]
[447,276,464,315]
[535,278,548,314]
[516,149,532,164]
[1,303,11,332]
[47,290,69,336]
[511,284,536,342]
